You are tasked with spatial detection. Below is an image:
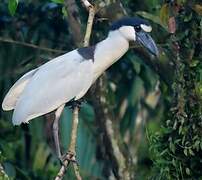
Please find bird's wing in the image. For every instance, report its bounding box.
[12,50,94,125]
[2,68,38,111]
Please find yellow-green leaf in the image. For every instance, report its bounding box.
[193,4,202,15]
[160,4,169,26]
[136,11,168,31]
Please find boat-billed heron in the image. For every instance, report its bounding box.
[2,17,158,159]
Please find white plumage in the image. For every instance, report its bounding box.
[2,17,158,126]
[2,68,38,111]
[3,50,93,125]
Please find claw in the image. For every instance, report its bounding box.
[59,151,78,166]
[65,99,86,109]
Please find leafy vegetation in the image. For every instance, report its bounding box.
[149,1,202,179]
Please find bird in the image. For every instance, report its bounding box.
[2,17,158,159]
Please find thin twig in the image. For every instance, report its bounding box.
[69,106,80,153]
[55,159,70,180]
[68,107,82,179]
[55,1,95,179]
[82,5,95,47]
[0,37,65,54]
[73,164,82,180]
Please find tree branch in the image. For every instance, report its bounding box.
[55,1,95,179]
[90,75,131,179]
[55,107,81,180]
[82,2,95,46]
[0,37,65,54]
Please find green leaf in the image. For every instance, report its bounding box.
[169,141,175,153]
[184,148,188,156]
[131,60,141,74]
[183,12,192,22]
[33,143,51,171]
[190,59,199,67]
[8,0,18,16]
[172,158,176,167]
[160,4,169,25]
[185,167,190,175]
[178,125,183,135]
[51,0,64,4]
[129,76,144,106]
[160,149,168,156]
[188,148,195,156]
[62,6,68,17]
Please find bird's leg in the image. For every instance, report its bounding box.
[59,151,78,164]
[53,104,65,160]
[59,100,82,165]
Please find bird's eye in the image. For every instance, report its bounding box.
[134,26,141,32]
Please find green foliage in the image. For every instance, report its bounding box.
[136,11,168,31]
[149,1,202,179]
[8,0,18,16]
[51,0,64,4]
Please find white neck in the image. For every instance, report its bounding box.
[93,30,129,81]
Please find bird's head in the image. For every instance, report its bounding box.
[110,17,159,56]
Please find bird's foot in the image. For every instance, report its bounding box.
[59,151,78,166]
[66,99,86,109]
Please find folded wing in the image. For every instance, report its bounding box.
[2,68,38,111]
[11,51,93,125]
